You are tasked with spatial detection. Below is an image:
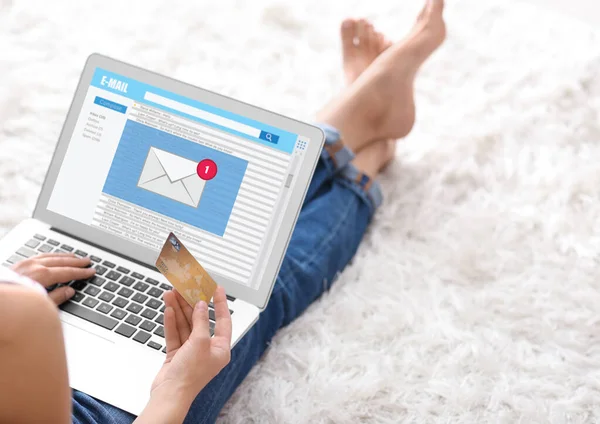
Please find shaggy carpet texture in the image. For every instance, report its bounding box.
[2,0,600,422]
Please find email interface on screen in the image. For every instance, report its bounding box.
[47,68,311,289]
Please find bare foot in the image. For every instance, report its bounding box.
[318,0,446,152]
[341,18,397,169]
[341,19,391,85]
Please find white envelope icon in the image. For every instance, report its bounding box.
[137,147,206,208]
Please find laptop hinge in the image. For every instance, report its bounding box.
[49,227,159,273]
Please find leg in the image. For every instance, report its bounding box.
[182,131,388,424]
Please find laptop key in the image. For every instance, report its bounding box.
[16,247,36,258]
[47,239,60,246]
[7,255,24,264]
[83,297,99,308]
[147,341,162,350]
[226,295,236,302]
[38,244,53,253]
[112,297,128,308]
[133,282,149,293]
[102,260,116,268]
[120,276,135,287]
[106,271,122,281]
[72,292,85,303]
[83,286,100,297]
[115,323,136,338]
[94,265,107,276]
[90,255,102,263]
[153,326,164,338]
[96,303,113,314]
[125,315,142,326]
[89,276,106,287]
[25,239,40,249]
[75,250,87,257]
[118,287,134,298]
[71,280,87,291]
[60,244,74,252]
[162,347,167,354]
[160,305,165,313]
[147,288,163,298]
[208,308,216,321]
[99,291,115,302]
[146,299,161,310]
[155,314,164,325]
[146,278,160,286]
[133,330,151,344]
[104,282,119,292]
[132,293,148,304]
[126,302,143,314]
[159,283,171,291]
[209,321,215,337]
[60,302,118,331]
[33,234,46,241]
[117,266,130,274]
[140,320,156,332]
[110,308,127,320]
[141,308,157,320]
[131,272,145,280]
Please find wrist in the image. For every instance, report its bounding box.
[136,385,195,424]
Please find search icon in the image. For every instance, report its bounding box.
[259,131,279,144]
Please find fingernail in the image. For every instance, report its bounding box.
[66,287,75,298]
[196,301,207,311]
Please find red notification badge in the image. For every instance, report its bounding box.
[197,159,217,181]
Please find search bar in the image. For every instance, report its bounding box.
[144,91,264,139]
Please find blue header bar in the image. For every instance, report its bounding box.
[90,68,297,154]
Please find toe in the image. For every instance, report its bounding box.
[341,19,357,52]
[365,22,376,51]
[426,0,444,16]
[356,19,368,47]
[375,30,392,53]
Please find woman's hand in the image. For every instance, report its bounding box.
[11,253,95,305]
[136,287,232,423]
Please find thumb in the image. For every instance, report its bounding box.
[49,286,75,306]
[190,301,210,340]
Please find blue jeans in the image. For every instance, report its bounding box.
[72,125,383,424]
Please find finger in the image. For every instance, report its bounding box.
[163,292,182,352]
[39,256,91,268]
[170,290,191,341]
[190,300,211,342]
[48,285,75,305]
[48,267,96,284]
[174,290,193,327]
[212,287,232,344]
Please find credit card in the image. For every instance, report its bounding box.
[155,232,217,307]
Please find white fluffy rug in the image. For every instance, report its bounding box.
[2,0,600,422]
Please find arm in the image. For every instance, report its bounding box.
[134,287,232,424]
[0,284,71,424]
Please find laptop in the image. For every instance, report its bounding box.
[0,54,324,415]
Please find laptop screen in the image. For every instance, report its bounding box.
[47,68,311,290]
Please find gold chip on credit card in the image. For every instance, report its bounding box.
[155,232,217,307]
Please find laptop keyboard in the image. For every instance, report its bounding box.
[3,233,235,354]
